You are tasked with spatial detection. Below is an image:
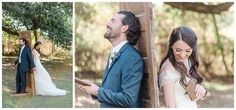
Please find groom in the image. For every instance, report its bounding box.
[79,11,144,107]
[15,38,36,94]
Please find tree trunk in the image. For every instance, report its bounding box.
[33,30,38,41]
[211,14,231,76]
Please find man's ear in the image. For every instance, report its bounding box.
[121,25,129,33]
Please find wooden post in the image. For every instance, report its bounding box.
[19,31,36,96]
[119,2,159,107]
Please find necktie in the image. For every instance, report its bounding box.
[108,52,113,68]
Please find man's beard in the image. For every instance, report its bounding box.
[104,31,111,39]
[104,31,119,39]
[20,43,25,47]
[104,25,121,39]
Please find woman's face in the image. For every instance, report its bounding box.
[36,44,42,50]
[172,40,193,63]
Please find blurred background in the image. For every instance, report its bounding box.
[2,2,73,108]
[75,3,118,107]
[75,2,234,108]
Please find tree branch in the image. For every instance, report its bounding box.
[2,26,19,36]
[165,2,233,14]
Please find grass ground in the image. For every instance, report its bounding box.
[75,77,234,108]
[2,56,73,108]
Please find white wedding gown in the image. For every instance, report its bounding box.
[159,59,197,108]
[33,49,67,96]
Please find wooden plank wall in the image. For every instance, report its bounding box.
[119,2,159,107]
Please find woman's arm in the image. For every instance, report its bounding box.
[163,80,176,108]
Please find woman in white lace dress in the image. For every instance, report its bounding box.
[158,26,207,108]
[32,41,67,96]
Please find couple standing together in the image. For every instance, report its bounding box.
[79,11,207,108]
[15,38,67,96]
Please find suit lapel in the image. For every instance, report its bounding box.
[102,57,110,83]
[22,47,26,55]
[19,47,26,57]
[102,43,129,84]
[18,48,21,57]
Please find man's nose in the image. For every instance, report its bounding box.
[106,21,111,27]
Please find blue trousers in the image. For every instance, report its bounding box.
[16,64,27,93]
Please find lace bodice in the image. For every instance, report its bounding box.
[159,59,197,108]
[32,49,40,63]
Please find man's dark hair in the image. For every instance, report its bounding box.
[118,11,141,46]
[20,38,29,47]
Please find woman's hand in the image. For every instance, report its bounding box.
[195,84,207,101]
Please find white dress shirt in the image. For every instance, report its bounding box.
[19,45,25,63]
[108,40,128,68]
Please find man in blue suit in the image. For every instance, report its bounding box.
[79,11,144,107]
[15,38,36,94]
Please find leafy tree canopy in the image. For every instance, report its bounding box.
[2,2,73,50]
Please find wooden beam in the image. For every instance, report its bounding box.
[119,2,159,107]
[19,31,36,96]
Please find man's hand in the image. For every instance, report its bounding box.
[78,80,99,96]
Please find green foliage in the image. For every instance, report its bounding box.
[2,32,19,55]
[2,2,72,50]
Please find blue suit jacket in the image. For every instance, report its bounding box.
[96,43,144,108]
[15,47,36,73]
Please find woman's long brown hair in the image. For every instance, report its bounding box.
[33,41,42,54]
[158,26,203,88]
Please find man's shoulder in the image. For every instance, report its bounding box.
[23,47,31,52]
[24,47,30,50]
[123,44,142,59]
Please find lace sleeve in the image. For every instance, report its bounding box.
[32,49,37,55]
[159,69,179,88]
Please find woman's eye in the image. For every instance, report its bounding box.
[176,49,182,52]
[186,50,192,53]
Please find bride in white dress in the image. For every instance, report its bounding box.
[158,26,207,108]
[32,41,67,96]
